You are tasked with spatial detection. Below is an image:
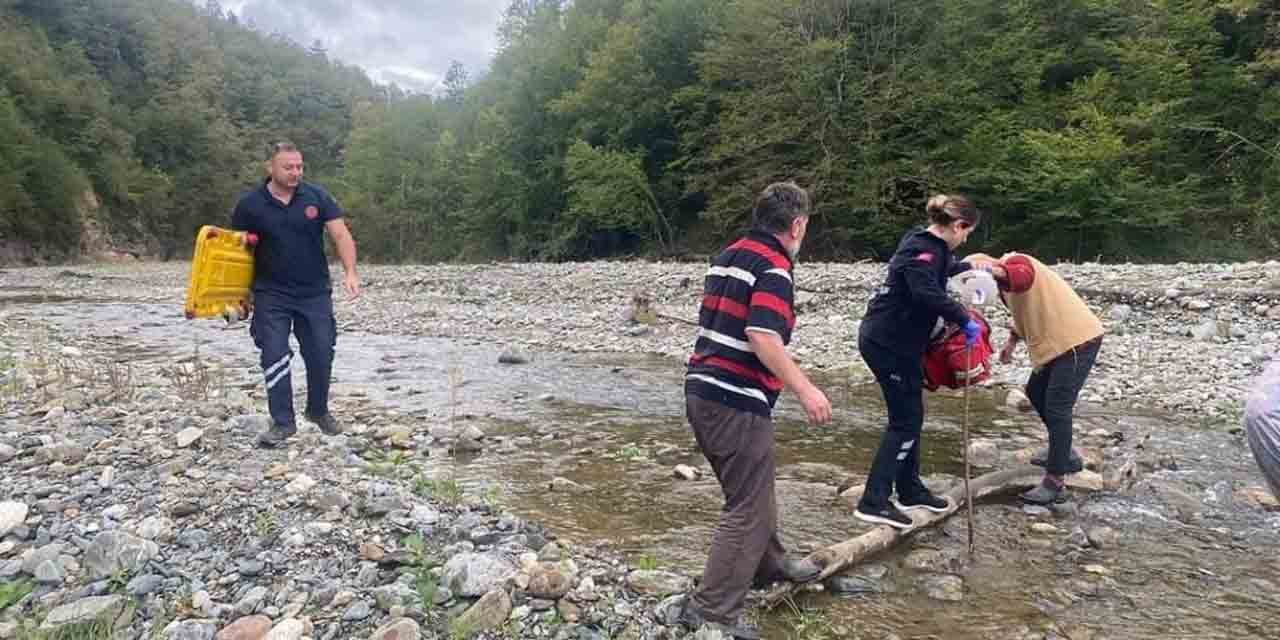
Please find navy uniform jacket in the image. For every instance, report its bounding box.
[859,228,972,358]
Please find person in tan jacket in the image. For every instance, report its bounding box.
[966,252,1104,504]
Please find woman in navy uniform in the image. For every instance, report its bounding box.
[853,194,998,528]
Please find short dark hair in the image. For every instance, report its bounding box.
[267,141,299,160]
[751,181,811,233]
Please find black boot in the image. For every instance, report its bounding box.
[306,413,343,436]
[256,422,297,448]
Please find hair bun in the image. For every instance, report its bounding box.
[926,194,949,214]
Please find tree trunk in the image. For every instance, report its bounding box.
[760,465,1099,609]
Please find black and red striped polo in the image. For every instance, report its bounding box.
[685,231,796,416]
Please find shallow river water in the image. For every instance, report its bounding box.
[15,293,1280,639]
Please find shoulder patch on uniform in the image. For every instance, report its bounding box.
[915,252,935,263]
[305,205,319,220]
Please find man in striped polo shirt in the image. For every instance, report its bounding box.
[679,182,833,639]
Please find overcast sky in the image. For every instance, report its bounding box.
[215,0,510,93]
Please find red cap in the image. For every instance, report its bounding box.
[1002,255,1036,293]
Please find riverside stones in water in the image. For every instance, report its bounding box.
[919,574,965,602]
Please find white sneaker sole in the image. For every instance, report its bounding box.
[854,509,913,530]
[893,497,953,514]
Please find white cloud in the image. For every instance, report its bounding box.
[212,0,507,93]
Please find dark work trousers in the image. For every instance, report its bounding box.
[249,291,336,427]
[858,334,929,508]
[685,393,786,624]
[1025,337,1102,476]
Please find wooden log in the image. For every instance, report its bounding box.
[760,465,1099,609]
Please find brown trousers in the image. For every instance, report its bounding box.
[686,393,786,623]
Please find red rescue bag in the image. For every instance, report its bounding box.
[923,309,994,391]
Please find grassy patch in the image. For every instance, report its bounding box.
[0,579,33,613]
[633,555,659,571]
[413,474,464,507]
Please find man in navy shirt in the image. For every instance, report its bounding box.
[231,142,360,447]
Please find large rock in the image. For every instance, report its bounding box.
[919,574,964,602]
[165,620,217,640]
[41,595,130,630]
[176,427,204,448]
[369,617,421,640]
[84,530,159,579]
[21,543,65,575]
[136,515,176,542]
[1086,527,1121,550]
[1108,304,1133,322]
[234,586,269,616]
[452,589,512,634]
[1235,486,1280,511]
[262,618,305,640]
[1191,319,1221,341]
[215,615,272,640]
[1065,470,1105,493]
[625,570,692,596]
[0,502,27,538]
[441,553,517,598]
[548,477,588,493]
[285,474,317,495]
[526,562,574,599]
[966,440,1001,468]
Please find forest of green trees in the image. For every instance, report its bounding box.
[2,0,1279,264]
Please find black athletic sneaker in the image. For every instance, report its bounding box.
[895,492,952,513]
[307,413,343,436]
[1030,448,1084,473]
[256,422,297,448]
[854,502,914,529]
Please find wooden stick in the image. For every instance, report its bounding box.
[760,465,1096,609]
[962,344,975,554]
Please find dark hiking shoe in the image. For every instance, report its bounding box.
[256,423,297,448]
[1030,448,1085,473]
[1020,477,1069,505]
[307,413,343,436]
[780,556,822,583]
[854,502,914,529]
[752,555,822,589]
[895,492,953,513]
[678,602,760,640]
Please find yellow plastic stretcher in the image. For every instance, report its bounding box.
[184,225,257,321]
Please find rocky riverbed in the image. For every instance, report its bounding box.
[0,261,1278,640]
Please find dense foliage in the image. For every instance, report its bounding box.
[4,0,1279,263]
